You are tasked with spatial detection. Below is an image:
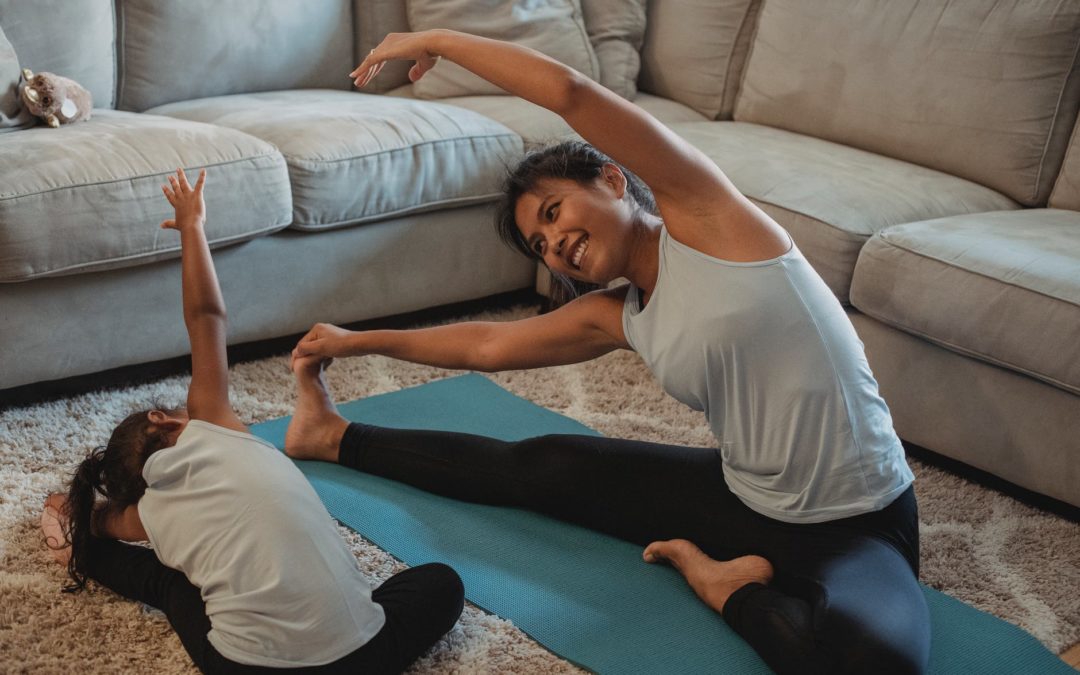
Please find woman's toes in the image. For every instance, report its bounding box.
[642,539,702,566]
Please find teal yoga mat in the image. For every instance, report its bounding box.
[252,373,1073,674]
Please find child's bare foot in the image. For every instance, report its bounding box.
[643,539,773,613]
[41,493,72,565]
[285,355,349,463]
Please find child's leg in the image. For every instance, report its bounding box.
[331,563,464,674]
[78,537,232,673]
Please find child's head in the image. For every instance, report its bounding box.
[62,407,187,590]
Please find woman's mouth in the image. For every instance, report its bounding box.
[570,236,589,269]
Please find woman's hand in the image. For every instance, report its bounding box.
[350,30,446,88]
[293,323,359,365]
[160,167,207,230]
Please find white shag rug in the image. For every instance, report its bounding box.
[1,305,1077,673]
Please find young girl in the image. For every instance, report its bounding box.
[288,30,930,675]
[41,168,463,674]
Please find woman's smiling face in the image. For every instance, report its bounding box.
[513,166,635,285]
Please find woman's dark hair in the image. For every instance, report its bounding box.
[494,141,657,309]
[60,409,172,591]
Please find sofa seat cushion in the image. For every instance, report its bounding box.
[669,121,1020,302]
[149,90,524,232]
[850,210,1080,395]
[0,110,291,282]
[388,85,707,148]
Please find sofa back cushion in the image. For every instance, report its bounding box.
[637,0,761,119]
[117,0,354,111]
[582,0,646,100]
[734,0,1080,207]
[0,0,116,109]
[405,0,598,99]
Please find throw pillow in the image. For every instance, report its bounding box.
[582,0,646,100]
[0,24,33,132]
[638,0,762,119]
[406,0,599,99]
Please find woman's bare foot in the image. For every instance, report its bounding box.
[643,539,773,613]
[284,355,350,463]
[41,493,72,565]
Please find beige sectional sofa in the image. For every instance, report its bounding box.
[1,1,1077,508]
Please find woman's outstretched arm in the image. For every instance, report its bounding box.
[354,31,789,258]
[293,286,630,372]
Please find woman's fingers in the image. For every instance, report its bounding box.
[194,168,207,192]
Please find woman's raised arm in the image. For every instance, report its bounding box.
[354,30,788,258]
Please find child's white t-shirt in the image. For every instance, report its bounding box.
[138,420,385,667]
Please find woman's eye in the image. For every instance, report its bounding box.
[545,203,559,221]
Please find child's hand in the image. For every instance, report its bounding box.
[160,167,207,231]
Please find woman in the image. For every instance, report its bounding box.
[289,29,929,675]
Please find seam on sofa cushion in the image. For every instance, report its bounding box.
[108,0,118,109]
[115,0,127,110]
[290,192,502,230]
[719,1,756,120]
[0,152,284,201]
[281,133,520,167]
[1033,33,1080,205]
[1028,33,1080,205]
[3,221,292,282]
[874,235,1080,309]
[853,304,1080,396]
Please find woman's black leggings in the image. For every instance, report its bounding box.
[339,423,931,675]
[82,537,464,674]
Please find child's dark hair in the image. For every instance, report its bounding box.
[61,409,172,591]
[494,141,657,308]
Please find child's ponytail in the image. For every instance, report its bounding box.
[59,409,171,591]
[63,448,107,591]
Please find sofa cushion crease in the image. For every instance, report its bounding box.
[148,90,524,230]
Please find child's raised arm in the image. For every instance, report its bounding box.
[161,168,246,432]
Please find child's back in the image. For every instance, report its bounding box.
[140,419,385,666]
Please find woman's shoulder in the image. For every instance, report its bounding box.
[657,195,792,264]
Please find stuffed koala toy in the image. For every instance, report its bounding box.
[18,68,92,128]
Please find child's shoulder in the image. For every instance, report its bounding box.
[181,418,276,451]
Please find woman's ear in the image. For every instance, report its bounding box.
[601,163,627,200]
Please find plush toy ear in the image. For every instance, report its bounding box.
[21,67,33,80]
